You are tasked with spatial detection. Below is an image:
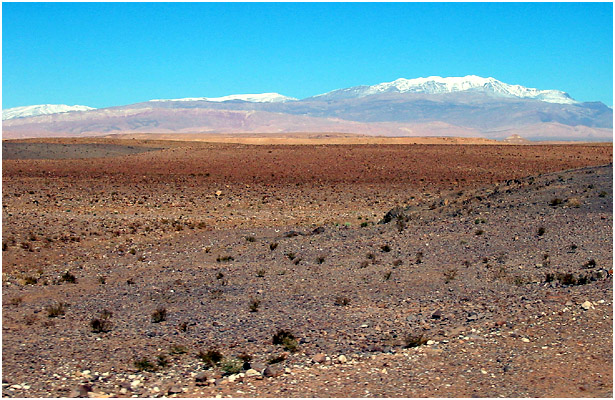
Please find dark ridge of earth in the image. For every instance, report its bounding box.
[2,142,163,160]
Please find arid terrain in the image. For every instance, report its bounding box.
[2,137,613,398]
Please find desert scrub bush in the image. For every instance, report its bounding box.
[216,271,224,280]
[334,296,351,306]
[216,255,234,262]
[156,355,169,368]
[151,307,167,323]
[60,271,77,284]
[599,191,608,198]
[238,353,252,369]
[90,309,113,333]
[23,275,38,285]
[197,348,223,368]
[316,256,326,264]
[383,271,392,281]
[249,298,261,312]
[134,357,157,372]
[392,259,403,267]
[272,329,299,352]
[360,222,369,228]
[269,242,278,251]
[396,216,407,233]
[221,357,243,375]
[381,244,391,253]
[8,296,23,306]
[169,345,188,355]
[537,227,546,236]
[256,269,266,278]
[245,236,256,242]
[403,334,427,348]
[475,229,484,236]
[567,197,581,208]
[583,259,597,268]
[415,252,423,264]
[286,252,296,260]
[46,302,67,318]
[443,267,458,283]
[550,198,563,206]
[97,276,106,285]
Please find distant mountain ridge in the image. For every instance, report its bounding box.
[149,92,297,103]
[310,75,577,104]
[2,104,95,120]
[2,76,612,141]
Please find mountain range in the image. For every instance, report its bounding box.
[3,76,612,141]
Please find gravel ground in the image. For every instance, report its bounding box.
[2,141,612,397]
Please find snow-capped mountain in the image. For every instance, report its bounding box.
[312,75,577,104]
[150,93,297,103]
[3,76,610,141]
[2,104,95,120]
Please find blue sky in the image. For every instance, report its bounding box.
[2,2,613,109]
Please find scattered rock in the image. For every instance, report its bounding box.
[581,301,593,310]
[263,364,283,378]
[245,369,261,378]
[312,353,327,363]
[69,384,92,398]
[337,355,348,363]
[167,386,182,395]
[251,362,267,373]
[195,371,209,385]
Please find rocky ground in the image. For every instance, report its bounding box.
[2,139,612,397]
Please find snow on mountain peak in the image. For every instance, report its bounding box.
[315,75,577,104]
[150,93,297,103]
[2,104,95,120]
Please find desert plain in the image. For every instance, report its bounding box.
[1,136,613,397]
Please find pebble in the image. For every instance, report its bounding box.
[338,355,348,363]
[263,365,283,378]
[245,369,261,378]
[312,353,327,363]
[195,371,208,383]
[167,386,182,395]
[581,301,593,310]
[521,338,530,343]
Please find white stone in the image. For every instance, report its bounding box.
[338,355,348,363]
[521,338,530,343]
[581,301,592,310]
[245,369,261,378]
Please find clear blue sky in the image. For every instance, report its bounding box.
[2,2,613,109]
